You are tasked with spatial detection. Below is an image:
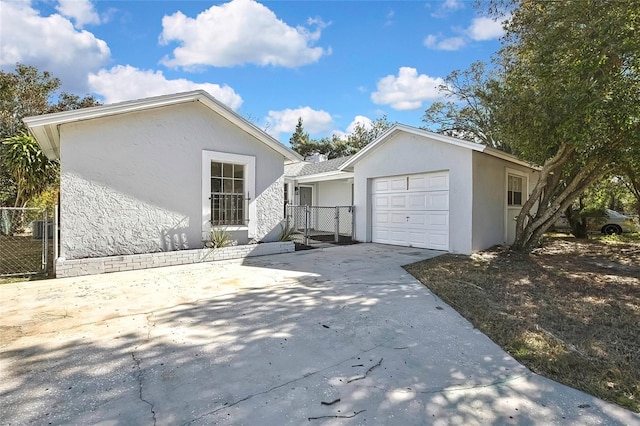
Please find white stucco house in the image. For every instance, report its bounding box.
[24,90,538,277]
[24,90,302,276]
[285,124,539,254]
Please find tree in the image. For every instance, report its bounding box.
[0,64,60,139]
[0,63,100,206]
[289,115,393,160]
[424,1,640,251]
[499,1,639,251]
[2,132,59,208]
[288,117,315,158]
[620,143,640,216]
[422,62,510,152]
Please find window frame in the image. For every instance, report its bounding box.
[210,161,246,226]
[504,168,529,243]
[507,174,524,207]
[202,151,255,237]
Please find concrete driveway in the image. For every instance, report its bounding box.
[1,244,637,425]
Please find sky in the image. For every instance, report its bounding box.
[0,0,505,144]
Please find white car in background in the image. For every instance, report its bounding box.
[554,209,638,235]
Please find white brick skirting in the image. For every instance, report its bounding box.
[55,242,295,278]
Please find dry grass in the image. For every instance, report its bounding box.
[405,234,640,412]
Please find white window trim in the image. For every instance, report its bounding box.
[504,167,529,242]
[202,151,256,237]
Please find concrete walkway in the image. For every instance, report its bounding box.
[1,244,637,425]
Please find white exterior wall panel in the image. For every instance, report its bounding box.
[353,132,474,254]
[59,102,285,259]
[317,180,352,206]
[471,152,539,250]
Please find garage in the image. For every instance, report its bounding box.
[372,171,449,250]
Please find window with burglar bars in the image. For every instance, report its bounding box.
[211,161,245,226]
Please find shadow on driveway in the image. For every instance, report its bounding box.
[1,244,637,425]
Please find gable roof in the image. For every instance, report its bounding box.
[23,90,302,163]
[285,155,353,178]
[339,124,537,171]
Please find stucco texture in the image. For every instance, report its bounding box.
[59,102,285,259]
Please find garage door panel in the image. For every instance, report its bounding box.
[372,171,449,251]
[374,195,389,208]
[429,192,449,210]
[427,174,449,191]
[390,195,407,208]
[426,231,449,250]
[381,211,448,230]
[374,212,389,225]
[377,192,448,211]
[408,192,449,210]
[390,178,405,191]
[407,172,449,192]
[390,212,408,225]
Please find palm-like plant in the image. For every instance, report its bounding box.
[2,132,59,207]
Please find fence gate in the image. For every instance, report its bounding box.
[0,207,50,277]
[286,205,354,245]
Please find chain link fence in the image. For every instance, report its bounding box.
[286,205,354,245]
[0,207,50,277]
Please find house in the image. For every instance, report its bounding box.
[24,90,302,276]
[285,124,539,254]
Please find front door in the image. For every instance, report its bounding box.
[299,186,312,206]
[295,186,313,230]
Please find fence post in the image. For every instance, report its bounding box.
[53,204,59,276]
[351,205,355,240]
[335,206,339,243]
[41,210,47,273]
[304,205,310,246]
[285,205,290,230]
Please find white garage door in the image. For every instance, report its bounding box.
[372,172,449,250]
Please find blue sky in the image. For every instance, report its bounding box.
[0,0,504,143]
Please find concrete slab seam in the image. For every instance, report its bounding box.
[179,344,385,425]
[416,372,534,396]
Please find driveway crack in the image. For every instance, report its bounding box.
[145,312,156,340]
[418,372,534,395]
[132,352,157,426]
[181,344,383,425]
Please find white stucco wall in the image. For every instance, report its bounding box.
[59,102,285,259]
[352,132,474,254]
[316,180,353,206]
[471,152,539,250]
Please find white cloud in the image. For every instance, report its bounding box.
[265,107,333,137]
[333,115,373,140]
[0,1,110,93]
[371,67,444,111]
[424,16,503,51]
[424,34,466,51]
[384,9,395,27]
[159,0,329,68]
[346,115,373,133]
[467,16,504,41]
[88,65,243,109]
[430,0,465,18]
[56,0,101,28]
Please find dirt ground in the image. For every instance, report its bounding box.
[405,235,640,413]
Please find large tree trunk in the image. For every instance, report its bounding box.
[566,205,588,239]
[511,144,606,252]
